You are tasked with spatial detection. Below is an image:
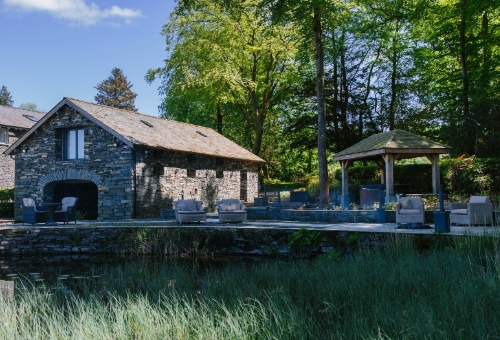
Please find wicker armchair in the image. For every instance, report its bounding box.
[54,197,78,224]
[449,196,493,226]
[217,199,247,223]
[174,199,207,224]
[20,198,46,225]
[396,197,425,224]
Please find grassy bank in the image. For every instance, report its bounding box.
[3,233,500,339]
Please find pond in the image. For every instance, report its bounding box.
[0,254,269,298]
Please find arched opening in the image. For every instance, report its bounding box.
[44,180,98,220]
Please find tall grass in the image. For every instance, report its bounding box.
[3,233,500,339]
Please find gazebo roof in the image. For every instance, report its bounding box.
[333,129,451,161]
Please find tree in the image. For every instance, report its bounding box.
[147,0,301,156]
[0,85,14,106]
[19,102,44,112]
[94,68,138,111]
[265,0,335,207]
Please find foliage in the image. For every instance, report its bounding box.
[0,85,13,106]
[6,235,500,338]
[0,188,14,202]
[287,227,322,251]
[18,102,44,112]
[0,203,14,217]
[94,68,138,111]
[147,0,301,156]
[440,157,500,197]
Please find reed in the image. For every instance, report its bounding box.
[2,233,500,339]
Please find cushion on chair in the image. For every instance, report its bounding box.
[399,209,421,215]
[184,199,197,211]
[195,200,206,212]
[218,203,230,211]
[451,209,468,215]
[470,196,489,203]
[399,199,412,210]
[221,199,240,211]
[176,203,187,211]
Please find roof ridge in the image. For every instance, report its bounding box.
[65,97,216,132]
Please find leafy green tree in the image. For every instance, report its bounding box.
[18,102,44,112]
[265,0,337,207]
[0,85,13,106]
[419,0,500,157]
[94,68,138,111]
[147,0,301,157]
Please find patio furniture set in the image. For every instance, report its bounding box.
[20,197,78,225]
[174,198,247,224]
[396,195,494,226]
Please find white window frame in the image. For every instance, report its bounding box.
[0,128,8,145]
[63,128,85,160]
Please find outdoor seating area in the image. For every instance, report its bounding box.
[54,197,78,224]
[174,199,207,224]
[216,199,247,223]
[20,198,46,225]
[449,196,493,226]
[20,197,78,225]
[396,197,425,225]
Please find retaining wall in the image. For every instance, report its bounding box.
[0,225,442,257]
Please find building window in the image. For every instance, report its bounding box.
[0,128,8,145]
[187,169,196,178]
[63,128,85,160]
[153,165,164,176]
[216,170,224,178]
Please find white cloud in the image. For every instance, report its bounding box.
[4,0,143,25]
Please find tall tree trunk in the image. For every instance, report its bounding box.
[459,0,470,117]
[339,29,349,147]
[250,91,264,156]
[389,21,399,131]
[331,28,340,150]
[314,7,329,207]
[216,104,223,134]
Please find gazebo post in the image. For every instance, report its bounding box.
[340,160,352,209]
[427,154,441,194]
[383,154,395,203]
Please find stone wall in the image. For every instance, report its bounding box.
[0,129,24,189]
[12,105,135,221]
[135,147,260,217]
[12,104,261,220]
[0,225,440,257]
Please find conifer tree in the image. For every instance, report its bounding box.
[0,85,14,106]
[94,68,138,111]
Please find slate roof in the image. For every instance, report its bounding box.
[0,105,46,129]
[333,129,451,161]
[6,97,264,163]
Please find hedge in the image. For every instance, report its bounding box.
[0,188,14,218]
[332,157,500,199]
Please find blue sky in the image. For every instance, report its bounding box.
[0,0,176,116]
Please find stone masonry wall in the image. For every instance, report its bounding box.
[13,105,135,221]
[0,225,439,257]
[12,104,260,220]
[0,129,24,189]
[135,147,260,217]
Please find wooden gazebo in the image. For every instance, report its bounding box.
[333,130,451,208]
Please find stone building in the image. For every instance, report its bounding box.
[0,105,46,189]
[5,98,264,221]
